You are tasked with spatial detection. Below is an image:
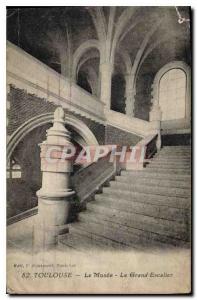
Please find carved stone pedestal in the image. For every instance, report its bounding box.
[34,107,75,250]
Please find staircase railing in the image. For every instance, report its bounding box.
[138,133,159,160]
[71,150,120,208]
[105,109,153,138]
[125,133,159,170]
[7,206,38,225]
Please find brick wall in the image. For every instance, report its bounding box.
[8,85,142,146]
[105,125,141,146]
[7,85,105,144]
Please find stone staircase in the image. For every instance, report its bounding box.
[59,146,191,251]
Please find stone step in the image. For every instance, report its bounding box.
[58,231,122,251]
[115,175,190,189]
[155,153,191,158]
[143,167,191,174]
[160,148,191,152]
[158,156,191,160]
[121,170,191,181]
[86,204,189,241]
[146,163,190,169]
[161,148,191,152]
[102,187,190,209]
[78,211,190,248]
[162,146,191,149]
[152,161,191,165]
[94,194,189,222]
[156,154,191,158]
[158,148,191,152]
[57,234,83,252]
[159,156,190,160]
[70,220,177,250]
[69,222,131,250]
[110,180,190,198]
[159,154,191,158]
[152,157,191,163]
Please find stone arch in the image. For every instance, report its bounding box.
[152,61,191,129]
[111,8,137,63]
[136,32,185,80]
[72,39,100,80]
[115,47,132,75]
[7,112,99,161]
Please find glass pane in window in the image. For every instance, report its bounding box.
[12,171,22,178]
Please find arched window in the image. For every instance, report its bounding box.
[159,68,186,121]
[7,159,22,179]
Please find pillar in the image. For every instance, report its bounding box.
[125,73,135,117]
[100,62,113,109]
[34,107,75,249]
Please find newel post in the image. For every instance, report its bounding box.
[34,107,75,249]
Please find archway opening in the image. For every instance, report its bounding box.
[111,73,126,114]
[76,48,100,96]
[77,70,92,94]
[7,123,87,218]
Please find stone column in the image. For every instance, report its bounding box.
[100,62,113,110]
[125,73,135,117]
[34,107,75,249]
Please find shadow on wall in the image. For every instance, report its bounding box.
[134,73,153,121]
[7,124,51,218]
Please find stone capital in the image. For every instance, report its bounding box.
[99,61,113,74]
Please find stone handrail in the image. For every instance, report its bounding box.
[125,133,158,170]
[136,133,158,160]
[7,206,38,225]
[71,151,120,207]
[105,109,154,138]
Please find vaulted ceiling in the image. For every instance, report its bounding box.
[7,6,191,76]
[7,6,191,116]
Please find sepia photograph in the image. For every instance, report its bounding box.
[6,5,191,294]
